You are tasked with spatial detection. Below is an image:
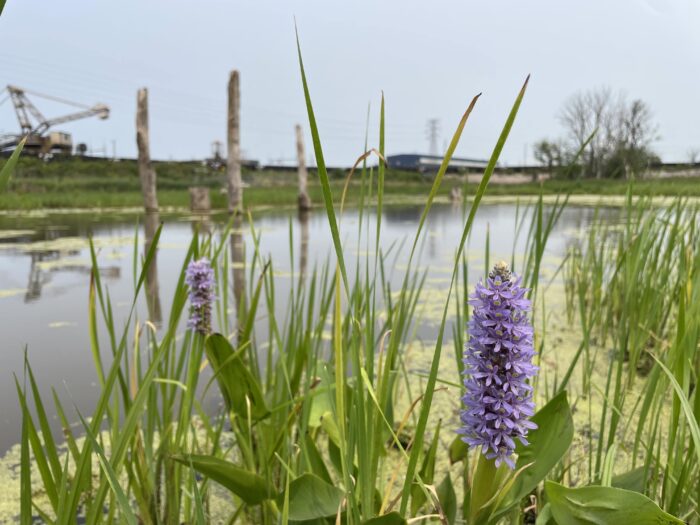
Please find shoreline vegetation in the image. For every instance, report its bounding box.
[2,157,700,210]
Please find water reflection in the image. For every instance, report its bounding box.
[299,209,310,284]
[144,212,162,327]
[230,213,247,339]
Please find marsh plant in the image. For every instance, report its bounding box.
[9,40,699,525]
[459,262,537,470]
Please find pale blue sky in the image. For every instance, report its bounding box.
[1,0,698,165]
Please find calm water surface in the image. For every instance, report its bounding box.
[0,203,607,453]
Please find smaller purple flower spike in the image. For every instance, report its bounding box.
[185,258,215,335]
[459,261,538,469]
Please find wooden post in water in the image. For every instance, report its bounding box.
[296,124,311,211]
[136,88,158,212]
[136,88,161,325]
[189,187,211,213]
[227,70,242,213]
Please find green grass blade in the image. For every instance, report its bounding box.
[24,354,63,481]
[295,26,349,294]
[20,378,32,525]
[651,355,700,466]
[0,137,24,191]
[76,412,139,525]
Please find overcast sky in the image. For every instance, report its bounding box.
[1,0,698,165]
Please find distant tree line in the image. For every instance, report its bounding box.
[535,87,660,179]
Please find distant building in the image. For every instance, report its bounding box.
[387,153,488,173]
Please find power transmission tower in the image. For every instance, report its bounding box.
[426,118,440,156]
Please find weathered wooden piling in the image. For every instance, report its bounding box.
[296,124,312,211]
[227,70,242,213]
[136,88,158,212]
[189,187,211,213]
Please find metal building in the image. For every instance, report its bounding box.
[387,153,488,173]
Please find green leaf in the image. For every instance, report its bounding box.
[172,455,271,505]
[611,466,646,493]
[307,376,333,427]
[279,473,344,521]
[501,390,574,511]
[362,512,406,525]
[469,451,509,523]
[205,333,270,420]
[300,432,332,485]
[77,413,139,525]
[651,355,700,466]
[535,502,555,525]
[411,420,441,514]
[448,436,468,465]
[544,481,684,525]
[295,27,349,294]
[436,473,457,525]
[0,137,24,191]
[19,382,31,525]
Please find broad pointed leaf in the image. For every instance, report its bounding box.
[545,481,683,525]
[500,390,574,511]
[172,455,271,505]
[205,333,269,420]
[279,473,344,521]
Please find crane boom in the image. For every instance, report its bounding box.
[35,104,109,134]
[1,85,110,156]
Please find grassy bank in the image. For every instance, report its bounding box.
[2,156,700,210]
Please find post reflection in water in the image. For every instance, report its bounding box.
[144,211,162,327]
[298,209,310,284]
[230,213,247,338]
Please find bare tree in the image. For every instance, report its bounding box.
[558,87,658,178]
[559,87,618,178]
[687,148,700,165]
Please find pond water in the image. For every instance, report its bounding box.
[0,202,607,454]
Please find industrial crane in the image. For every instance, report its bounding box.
[0,85,109,156]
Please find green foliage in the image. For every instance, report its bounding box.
[0,137,25,191]
[280,473,344,521]
[205,333,270,420]
[173,455,272,505]
[362,513,406,525]
[503,391,574,509]
[545,481,684,525]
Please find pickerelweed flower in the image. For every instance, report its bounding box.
[185,258,215,335]
[459,261,537,469]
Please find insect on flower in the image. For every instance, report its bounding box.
[185,258,215,335]
[459,261,538,469]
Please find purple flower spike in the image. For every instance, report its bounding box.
[459,261,538,469]
[185,258,215,335]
